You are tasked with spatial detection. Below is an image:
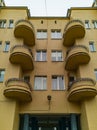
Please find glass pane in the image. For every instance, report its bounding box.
[52,76,57,90]
[42,51,46,61]
[59,76,64,90]
[0,70,5,82]
[34,77,42,89]
[4,42,10,51]
[9,20,13,28]
[52,52,56,61]
[57,52,62,61]
[43,77,47,89]
[36,51,41,61]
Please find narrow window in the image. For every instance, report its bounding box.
[51,29,62,39]
[34,76,47,90]
[4,41,10,52]
[0,70,5,82]
[23,76,30,82]
[36,50,46,61]
[52,76,65,90]
[0,20,6,28]
[85,20,90,29]
[0,41,2,51]
[92,20,97,29]
[51,51,63,61]
[9,20,14,28]
[94,69,97,80]
[89,41,96,52]
[37,29,47,39]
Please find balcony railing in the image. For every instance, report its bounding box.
[14,19,35,46]
[68,78,97,101]
[63,19,85,46]
[9,45,34,71]
[65,45,90,70]
[4,78,32,102]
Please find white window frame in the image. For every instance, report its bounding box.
[37,29,47,39]
[92,20,97,29]
[4,41,10,52]
[52,76,65,90]
[0,70,5,82]
[36,50,47,61]
[34,76,47,90]
[9,20,14,28]
[0,20,6,28]
[94,69,97,80]
[51,51,63,61]
[85,20,90,29]
[89,41,96,52]
[51,30,62,39]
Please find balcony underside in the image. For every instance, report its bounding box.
[68,86,97,101]
[9,52,34,71]
[65,52,90,71]
[14,25,35,46]
[63,25,85,47]
[4,87,32,102]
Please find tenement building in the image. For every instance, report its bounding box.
[0,1,97,130]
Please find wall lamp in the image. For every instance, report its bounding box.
[47,95,52,110]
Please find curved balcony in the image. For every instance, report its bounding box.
[68,78,97,102]
[3,78,32,102]
[14,19,35,46]
[65,45,90,71]
[63,20,85,47]
[9,45,34,71]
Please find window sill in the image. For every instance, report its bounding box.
[52,89,65,91]
[36,38,47,40]
[51,38,62,40]
[33,89,47,91]
[3,51,9,53]
[52,60,64,62]
[35,61,47,62]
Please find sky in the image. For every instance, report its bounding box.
[4,0,94,16]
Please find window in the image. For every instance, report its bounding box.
[92,20,97,29]
[36,50,46,61]
[0,20,6,28]
[0,70,5,82]
[4,41,10,52]
[94,69,97,80]
[34,76,47,90]
[23,76,30,82]
[89,41,96,52]
[37,30,47,39]
[0,41,2,51]
[51,51,63,61]
[52,76,65,90]
[85,20,90,29]
[51,30,62,39]
[8,20,14,28]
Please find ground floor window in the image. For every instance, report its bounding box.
[19,114,81,130]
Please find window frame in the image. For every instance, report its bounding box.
[0,20,6,28]
[51,29,62,39]
[0,69,5,82]
[4,41,10,52]
[8,19,14,28]
[51,50,63,61]
[36,29,47,39]
[52,75,65,90]
[85,20,90,29]
[36,50,47,61]
[89,41,96,52]
[34,76,47,90]
[94,69,97,80]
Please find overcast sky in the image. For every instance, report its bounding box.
[4,0,94,16]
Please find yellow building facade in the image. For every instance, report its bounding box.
[0,2,97,130]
